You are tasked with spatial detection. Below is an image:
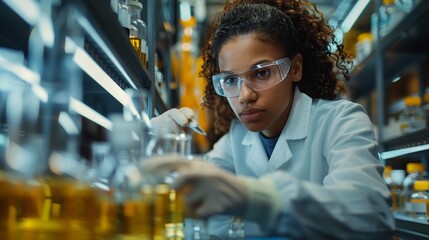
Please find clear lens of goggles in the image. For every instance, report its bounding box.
[212,57,291,97]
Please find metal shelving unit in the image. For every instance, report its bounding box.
[349,52,425,100]
[348,0,429,148]
[0,0,174,159]
[348,0,429,101]
[0,0,170,117]
[346,1,429,238]
[394,213,429,240]
[78,0,151,90]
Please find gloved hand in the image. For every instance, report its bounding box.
[142,155,281,231]
[142,155,247,217]
[150,107,194,134]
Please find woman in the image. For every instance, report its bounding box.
[146,0,395,239]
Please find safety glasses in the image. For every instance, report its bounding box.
[212,57,291,98]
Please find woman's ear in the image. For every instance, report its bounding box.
[291,53,303,83]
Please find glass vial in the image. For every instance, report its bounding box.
[391,169,405,212]
[399,96,425,134]
[118,0,131,35]
[228,216,245,240]
[128,0,148,68]
[379,0,406,37]
[402,163,425,215]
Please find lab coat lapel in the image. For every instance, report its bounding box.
[242,131,269,177]
[267,88,312,172]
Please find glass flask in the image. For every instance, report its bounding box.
[143,122,193,240]
[109,114,153,240]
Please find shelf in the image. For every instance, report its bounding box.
[380,0,429,53]
[381,143,429,160]
[394,213,429,240]
[381,128,429,159]
[75,0,151,90]
[1,0,169,119]
[348,52,425,100]
[73,0,171,117]
[347,0,429,100]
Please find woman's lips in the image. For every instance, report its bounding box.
[240,109,265,122]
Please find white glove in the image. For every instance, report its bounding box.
[142,156,281,231]
[142,155,247,217]
[150,107,194,134]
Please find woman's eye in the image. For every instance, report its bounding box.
[255,69,271,79]
[224,77,239,85]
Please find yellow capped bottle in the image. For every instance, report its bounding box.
[399,96,425,134]
[411,180,429,220]
[402,163,425,215]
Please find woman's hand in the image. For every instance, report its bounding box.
[150,107,194,134]
[142,155,248,219]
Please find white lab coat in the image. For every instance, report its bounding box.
[204,87,395,239]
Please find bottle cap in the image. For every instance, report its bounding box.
[384,165,392,173]
[357,33,373,42]
[414,180,429,191]
[403,96,422,107]
[128,0,142,9]
[407,163,425,173]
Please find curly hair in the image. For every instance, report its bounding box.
[200,0,351,137]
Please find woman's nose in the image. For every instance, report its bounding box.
[238,80,257,103]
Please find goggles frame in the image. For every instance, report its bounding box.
[212,57,292,97]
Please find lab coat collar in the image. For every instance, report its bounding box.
[283,87,311,140]
[241,88,312,175]
[242,87,311,145]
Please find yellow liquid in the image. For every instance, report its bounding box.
[0,177,103,240]
[154,184,169,240]
[140,52,147,69]
[116,185,154,240]
[391,188,403,211]
[16,178,98,240]
[95,189,117,239]
[159,185,185,240]
[130,37,142,61]
[0,177,25,240]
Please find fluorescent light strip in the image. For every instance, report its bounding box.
[340,0,370,33]
[69,97,113,130]
[381,144,429,160]
[3,0,40,25]
[59,112,80,135]
[71,41,143,124]
[76,16,137,89]
[0,55,40,84]
[73,47,130,106]
[0,55,48,103]
[39,15,55,48]
[31,85,48,103]
[392,76,401,83]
